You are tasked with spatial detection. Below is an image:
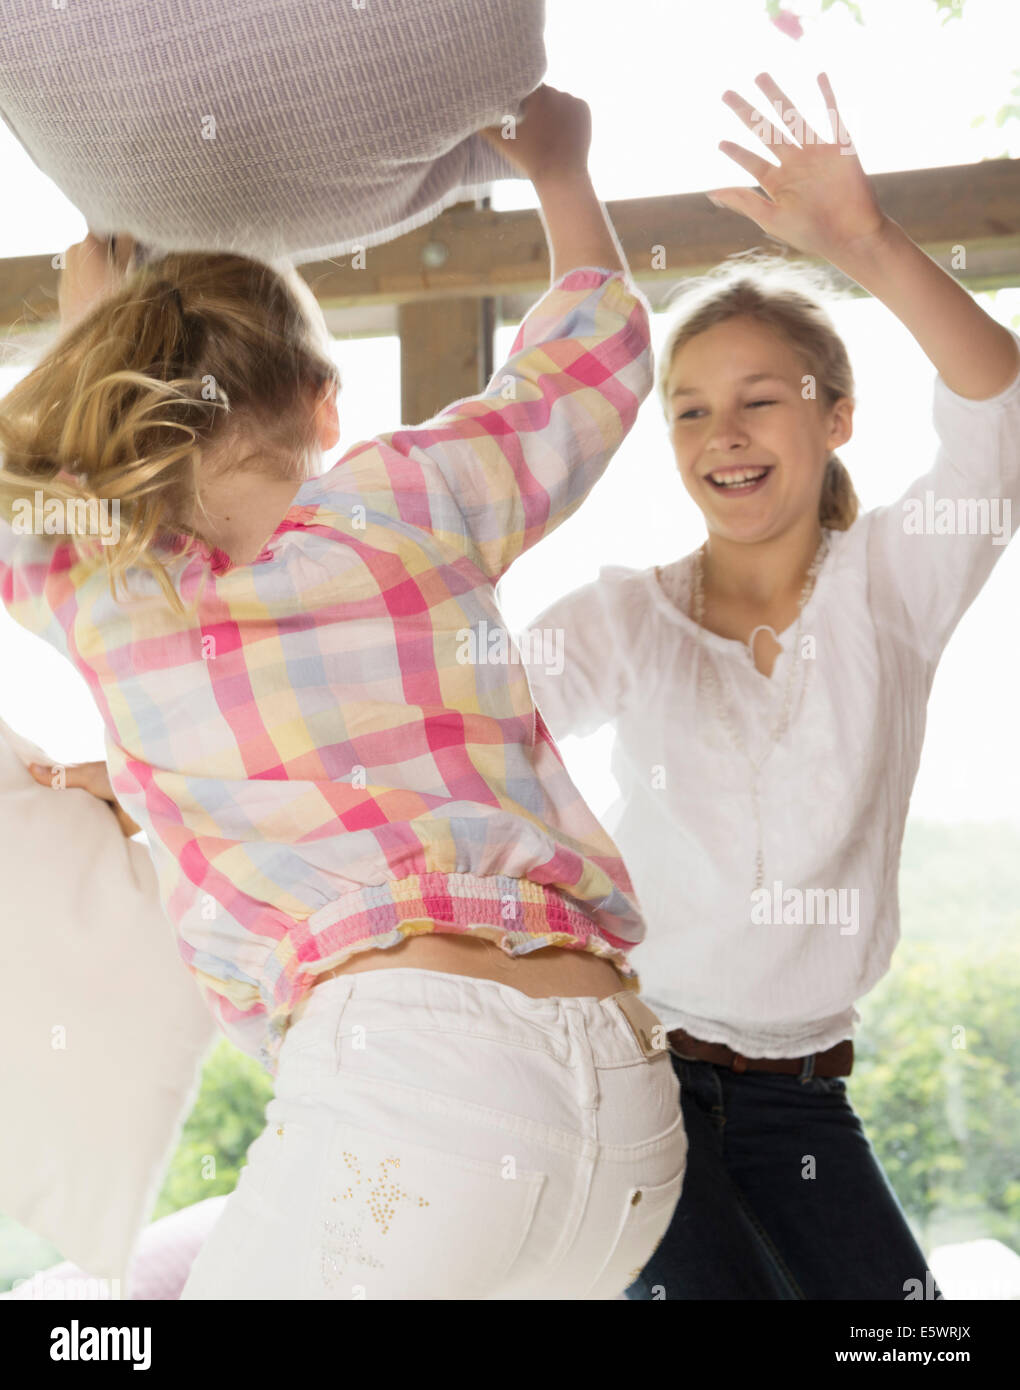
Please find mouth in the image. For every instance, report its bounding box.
[703,465,774,496]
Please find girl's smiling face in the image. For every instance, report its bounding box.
[665,315,853,543]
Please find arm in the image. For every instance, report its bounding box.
[711,73,1020,661]
[709,73,1018,399]
[370,86,652,582]
[521,573,633,740]
[827,220,1018,402]
[478,84,625,284]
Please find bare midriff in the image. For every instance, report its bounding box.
[297,931,628,1015]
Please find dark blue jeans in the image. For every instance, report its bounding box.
[626,1049,940,1300]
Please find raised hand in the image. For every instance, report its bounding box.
[709,73,888,263]
[57,231,136,333]
[478,84,593,186]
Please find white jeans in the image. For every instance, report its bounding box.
[180,967,687,1300]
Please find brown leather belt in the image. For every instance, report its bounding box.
[667,1028,853,1077]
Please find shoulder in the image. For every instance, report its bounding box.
[548,563,659,623]
[556,562,679,664]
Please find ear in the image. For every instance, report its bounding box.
[827,396,854,452]
[314,381,340,451]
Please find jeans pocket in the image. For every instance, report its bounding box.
[581,1164,687,1301]
[313,1117,546,1299]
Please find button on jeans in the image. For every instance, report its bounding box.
[626,1050,940,1300]
[180,968,687,1300]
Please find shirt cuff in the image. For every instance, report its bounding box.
[549,265,628,292]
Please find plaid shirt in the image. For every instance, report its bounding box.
[1,267,652,1073]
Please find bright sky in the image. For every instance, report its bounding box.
[1,0,1019,827]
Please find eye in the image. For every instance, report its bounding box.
[746,399,777,408]
[674,408,705,422]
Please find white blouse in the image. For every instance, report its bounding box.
[525,332,1020,1057]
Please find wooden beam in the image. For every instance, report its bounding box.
[295,157,1020,307]
[1,160,1017,344]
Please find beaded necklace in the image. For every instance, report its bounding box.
[657,530,830,891]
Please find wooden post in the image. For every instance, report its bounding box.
[398,296,488,425]
[397,197,495,425]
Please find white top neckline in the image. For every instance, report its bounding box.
[645,534,838,677]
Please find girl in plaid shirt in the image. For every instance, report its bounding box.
[0,86,686,1299]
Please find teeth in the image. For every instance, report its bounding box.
[709,468,768,488]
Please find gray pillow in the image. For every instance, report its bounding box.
[0,0,545,263]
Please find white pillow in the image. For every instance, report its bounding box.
[0,716,217,1284]
[0,1195,228,1301]
[0,0,546,264]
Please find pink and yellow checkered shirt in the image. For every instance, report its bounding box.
[1,267,652,1073]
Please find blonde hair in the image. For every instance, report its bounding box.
[0,252,340,613]
[656,252,859,531]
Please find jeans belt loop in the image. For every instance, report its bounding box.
[610,991,668,1058]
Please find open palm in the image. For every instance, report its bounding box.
[710,73,888,262]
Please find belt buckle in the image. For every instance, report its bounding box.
[610,992,668,1058]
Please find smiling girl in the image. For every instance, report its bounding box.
[526,73,1020,1299]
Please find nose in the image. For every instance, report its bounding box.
[706,410,750,453]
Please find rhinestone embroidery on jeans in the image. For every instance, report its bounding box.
[361,1155,429,1234]
[320,1150,430,1290]
[320,1219,384,1289]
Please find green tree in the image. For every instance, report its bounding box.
[149,1038,273,1220]
[852,946,1020,1247]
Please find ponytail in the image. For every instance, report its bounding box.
[0,252,339,614]
[819,453,859,531]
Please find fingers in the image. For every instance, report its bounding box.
[706,186,781,237]
[718,139,779,187]
[68,230,135,280]
[817,72,839,119]
[754,72,822,146]
[722,87,798,157]
[817,71,855,151]
[27,759,113,799]
[74,235,106,267]
[518,82,553,120]
[27,761,61,788]
[724,73,848,159]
